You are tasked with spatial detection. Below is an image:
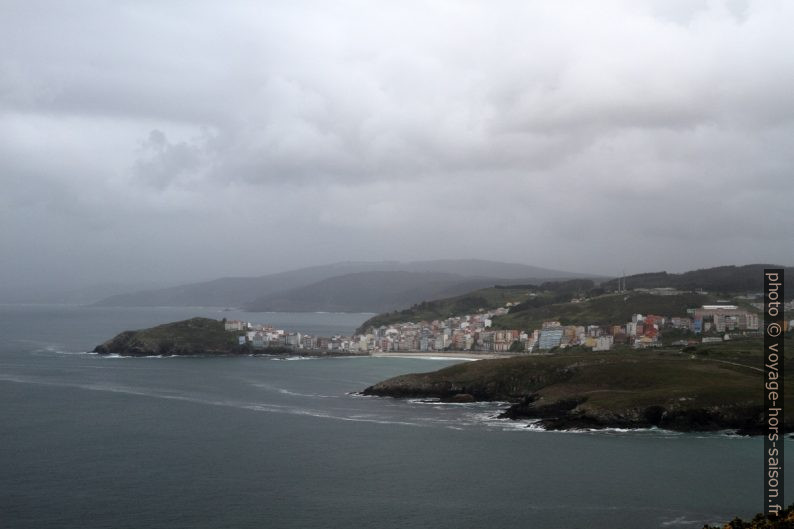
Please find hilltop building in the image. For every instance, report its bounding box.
[692,305,759,333]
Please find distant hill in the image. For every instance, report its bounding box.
[0,282,166,305]
[244,271,512,313]
[93,262,389,308]
[602,264,793,299]
[93,260,593,310]
[357,264,791,332]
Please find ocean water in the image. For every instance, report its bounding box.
[0,304,785,528]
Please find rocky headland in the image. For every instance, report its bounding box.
[362,350,790,434]
[94,318,257,356]
[92,317,351,357]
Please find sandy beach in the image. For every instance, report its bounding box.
[369,351,511,361]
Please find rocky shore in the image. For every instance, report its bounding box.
[703,504,794,528]
[362,352,790,434]
[495,394,766,434]
[93,317,364,358]
[93,318,243,356]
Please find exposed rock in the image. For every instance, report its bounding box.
[703,503,794,528]
[361,352,791,435]
[444,393,476,403]
[93,318,246,356]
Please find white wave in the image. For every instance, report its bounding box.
[95,353,184,360]
[377,355,476,362]
[0,374,38,384]
[346,392,379,398]
[246,381,337,398]
[0,373,425,427]
[483,417,546,432]
[332,413,424,427]
[693,430,746,439]
[661,516,708,527]
[276,388,337,399]
[418,356,477,362]
[240,404,424,426]
[519,425,688,437]
[436,401,507,408]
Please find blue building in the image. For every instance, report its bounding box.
[538,327,563,350]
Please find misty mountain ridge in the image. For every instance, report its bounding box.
[0,281,168,305]
[601,264,793,297]
[243,271,521,313]
[92,259,594,310]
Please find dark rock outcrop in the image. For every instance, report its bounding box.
[93,318,247,356]
[361,352,791,435]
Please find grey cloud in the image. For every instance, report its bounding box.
[1,0,792,290]
[134,129,210,189]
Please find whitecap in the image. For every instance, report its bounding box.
[661,516,709,527]
[276,388,338,399]
[375,355,477,362]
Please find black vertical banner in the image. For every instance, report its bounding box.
[764,269,784,515]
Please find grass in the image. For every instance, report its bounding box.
[356,286,536,332]
[492,292,717,330]
[365,337,794,429]
[96,317,243,355]
[132,317,240,347]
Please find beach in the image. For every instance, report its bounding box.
[370,351,511,360]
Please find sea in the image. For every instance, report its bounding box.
[0,304,785,529]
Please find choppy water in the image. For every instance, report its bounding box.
[0,304,785,528]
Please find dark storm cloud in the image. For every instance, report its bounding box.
[1,0,792,288]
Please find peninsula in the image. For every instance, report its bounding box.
[94,318,254,356]
[92,317,349,357]
[362,340,793,434]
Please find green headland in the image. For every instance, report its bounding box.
[363,336,792,434]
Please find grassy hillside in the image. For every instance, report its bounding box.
[356,286,538,333]
[492,291,717,330]
[601,264,794,300]
[94,317,245,356]
[356,278,601,332]
[364,336,794,433]
[356,264,780,334]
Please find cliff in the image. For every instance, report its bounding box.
[704,503,794,528]
[363,345,793,434]
[93,317,248,356]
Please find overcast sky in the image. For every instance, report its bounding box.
[1,0,792,290]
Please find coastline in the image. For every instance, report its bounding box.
[361,351,787,435]
[370,351,512,360]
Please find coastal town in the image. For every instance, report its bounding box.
[223,290,790,356]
